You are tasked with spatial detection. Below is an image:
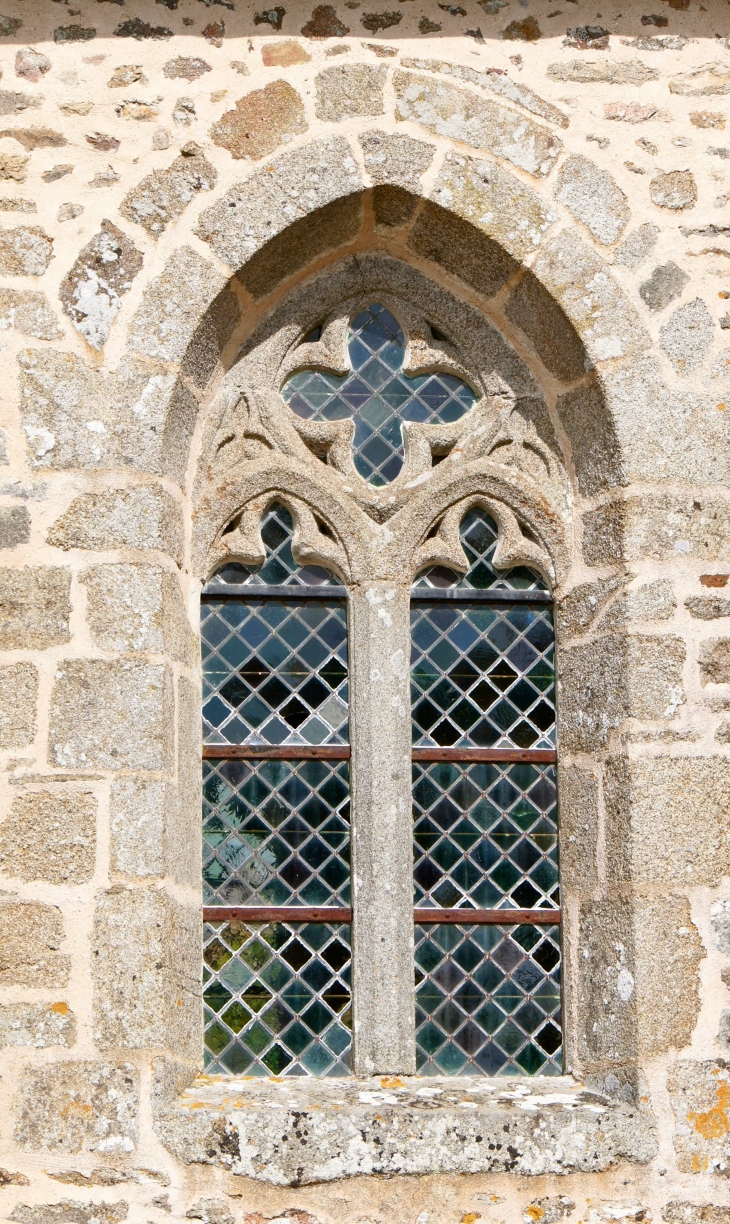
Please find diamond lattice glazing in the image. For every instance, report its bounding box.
[414,509,549,592]
[203,757,351,909]
[204,920,352,1076]
[206,503,340,590]
[413,761,558,912]
[281,303,477,487]
[414,923,561,1076]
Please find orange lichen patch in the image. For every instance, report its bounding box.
[691,1153,709,1172]
[525,1210,545,1221]
[61,1103,93,1118]
[380,1076,404,1088]
[689,1079,730,1138]
[460,1215,482,1224]
[51,1001,68,1014]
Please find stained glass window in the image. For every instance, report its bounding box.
[411,507,561,1076]
[281,303,476,487]
[201,504,352,1076]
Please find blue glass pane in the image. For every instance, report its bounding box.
[414,508,548,593]
[207,503,340,590]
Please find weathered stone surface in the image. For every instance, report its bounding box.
[602,578,677,628]
[583,495,730,565]
[557,574,630,638]
[394,70,561,178]
[0,288,60,338]
[0,663,37,749]
[108,65,147,88]
[555,154,629,245]
[547,59,658,85]
[430,151,556,263]
[261,41,311,67]
[10,1202,127,1224]
[48,490,181,565]
[163,56,211,81]
[110,778,166,878]
[0,226,52,275]
[237,195,361,299]
[578,894,703,1065]
[686,595,730,619]
[614,222,659,268]
[114,18,172,40]
[359,129,434,188]
[668,1060,730,1173]
[400,56,570,128]
[0,566,70,649]
[700,639,730,685]
[529,229,649,363]
[154,1071,656,1182]
[559,634,685,751]
[711,898,730,956]
[604,756,730,886]
[650,169,697,211]
[14,1063,139,1155]
[301,5,350,36]
[47,1170,168,1188]
[59,221,143,350]
[15,48,51,82]
[0,504,30,549]
[0,90,41,115]
[2,128,67,150]
[640,262,689,311]
[120,143,216,237]
[211,81,307,161]
[196,135,362,269]
[670,64,730,97]
[558,763,600,896]
[0,898,69,987]
[372,184,417,229]
[81,564,195,663]
[525,1197,575,1224]
[0,1170,30,1187]
[115,98,161,122]
[554,381,623,495]
[128,245,229,364]
[663,1205,730,1224]
[186,1200,235,1224]
[0,151,28,181]
[19,351,180,475]
[0,1003,75,1049]
[49,660,173,772]
[660,298,714,374]
[92,889,199,1058]
[315,63,385,120]
[507,273,587,382]
[408,200,519,299]
[0,790,96,884]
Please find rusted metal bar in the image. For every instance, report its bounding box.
[411,747,556,763]
[203,906,353,923]
[202,745,351,760]
[413,908,561,925]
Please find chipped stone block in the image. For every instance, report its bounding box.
[559,634,685,751]
[19,350,178,474]
[555,154,630,245]
[120,143,216,237]
[555,380,624,495]
[47,1169,168,1189]
[47,487,183,561]
[400,55,570,128]
[0,790,96,884]
[14,1062,139,1154]
[507,272,587,382]
[583,495,730,565]
[359,129,434,189]
[0,90,42,115]
[640,262,690,312]
[0,225,52,275]
[0,504,30,549]
[15,49,50,83]
[547,59,658,85]
[372,184,417,229]
[315,63,385,120]
[524,1198,575,1224]
[10,1203,127,1224]
[650,169,697,210]
[59,220,142,350]
[128,245,229,364]
[196,135,362,269]
[0,1170,30,1187]
[114,18,172,41]
[602,578,677,628]
[0,1002,75,1049]
[108,65,147,88]
[394,70,561,178]
[557,574,629,638]
[700,638,730,685]
[49,660,173,772]
[663,1205,730,1224]
[110,777,166,878]
[1,127,67,150]
[92,888,200,1058]
[660,298,714,374]
[0,663,37,749]
[57,204,83,223]
[81,563,196,663]
[0,898,69,987]
[668,1059,730,1174]
[0,566,71,648]
[670,65,730,97]
[614,222,659,268]
[0,152,28,181]
[409,200,519,300]
[587,1207,652,1223]
[186,1202,234,1224]
[0,288,61,338]
[687,595,730,619]
[430,151,556,263]
[237,195,361,300]
[605,756,730,886]
[211,80,307,161]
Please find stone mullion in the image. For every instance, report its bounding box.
[348,582,416,1076]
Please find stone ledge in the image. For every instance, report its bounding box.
[154,1074,656,1186]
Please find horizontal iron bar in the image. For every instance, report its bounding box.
[410,588,552,605]
[414,908,560,925]
[203,744,350,760]
[412,747,556,763]
[204,907,352,923]
[202,585,347,600]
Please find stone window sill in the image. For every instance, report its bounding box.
[154,1073,657,1185]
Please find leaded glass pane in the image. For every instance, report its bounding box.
[414,509,548,592]
[206,504,340,589]
[414,923,561,1076]
[413,761,558,912]
[204,920,351,1076]
[203,758,351,908]
[281,303,477,487]
[410,602,555,749]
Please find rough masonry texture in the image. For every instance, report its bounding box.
[0,5,730,1224]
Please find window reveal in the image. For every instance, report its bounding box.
[201,504,353,1076]
[411,509,562,1076]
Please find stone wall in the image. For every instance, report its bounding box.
[1,1,730,1221]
